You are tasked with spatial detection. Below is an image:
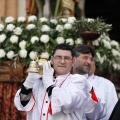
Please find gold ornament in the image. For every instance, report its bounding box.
[28,60,39,73]
[28,52,47,74]
[38,58,47,75]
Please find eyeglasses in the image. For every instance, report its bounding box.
[53,56,72,62]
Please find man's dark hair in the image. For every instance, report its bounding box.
[73,44,95,57]
[52,43,74,56]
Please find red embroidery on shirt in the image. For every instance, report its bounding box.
[29,93,36,112]
[48,102,52,115]
[40,92,47,120]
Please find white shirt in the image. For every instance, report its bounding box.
[88,74,118,120]
[14,73,106,120]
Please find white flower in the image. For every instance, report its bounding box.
[64,23,72,29]
[59,18,67,23]
[66,38,74,45]
[19,40,26,49]
[68,17,76,24]
[99,57,104,64]
[31,36,39,44]
[5,16,14,23]
[19,49,27,58]
[75,38,83,45]
[39,17,48,22]
[112,49,120,57]
[26,24,36,30]
[104,36,111,41]
[102,39,111,49]
[40,52,49,59]
[0,24,4,31]
[112,63,120,70]
[28,15,37,22]
[17,16,26,22]
[50,19,58,25]
[10,35,18,43]
[96,52,101,61]
[6,51,15,59]
[111,40,119,49]
[103,55,107,61]
[87,18,94,22]
[41,25,50,32]
[0,34,6,43]
[29,51,36,60]
[56,25,64,32]
[40,35,49,43]
[96,52,106,64]
[56,37,65,44]
[13,27,22,35]
[6,24,15,31]
[0,49,5,58]
[92,40,99,46]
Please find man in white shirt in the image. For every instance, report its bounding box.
[88,60,118,120]
[14,43,105,120]
[73,44,118,120]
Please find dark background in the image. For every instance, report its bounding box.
[85,0,120,42]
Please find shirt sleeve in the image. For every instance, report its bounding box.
[103,80,118,120]
[20,85,32,106]
[14,88,36,111]
[50,74,87,115]
[84,91,107,120]
[14,80,42,111]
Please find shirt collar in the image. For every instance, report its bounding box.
[88,74,95,80]
[55,72,70,81]
[84,74,89,79]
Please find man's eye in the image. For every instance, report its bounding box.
[83,57,87,59]
[64,57,71,60]
[54,56,61,59]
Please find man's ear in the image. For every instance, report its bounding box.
[50,56,53,65]
[72,57,76,67]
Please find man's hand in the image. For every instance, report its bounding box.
[23,72,42,88]
[85,79,92,92]
[42,61,55,89]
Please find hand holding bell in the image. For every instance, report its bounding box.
[28,52,48,74]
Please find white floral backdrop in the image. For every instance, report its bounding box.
[0,16,120,75]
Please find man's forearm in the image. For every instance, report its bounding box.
[20,85,32,106]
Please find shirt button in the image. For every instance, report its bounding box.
[43,113,45,116]
[46,101,48,103]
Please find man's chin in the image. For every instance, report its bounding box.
[57,71,68,75]
[83,69,90,74]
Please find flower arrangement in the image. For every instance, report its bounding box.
[93,33,120,73]
[0,15,119,74]
[0,16,82,65]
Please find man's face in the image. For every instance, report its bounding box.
[51,49,75,76]
[73,53,93,74]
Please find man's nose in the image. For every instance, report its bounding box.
[60,58,66,63]
[87,59,92,64]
